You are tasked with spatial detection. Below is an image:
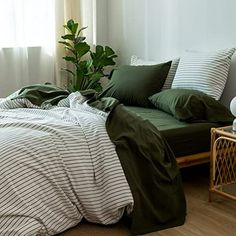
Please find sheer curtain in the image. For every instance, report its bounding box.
[0,0,96,97]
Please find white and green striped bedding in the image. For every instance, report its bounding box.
[0,93,133,235]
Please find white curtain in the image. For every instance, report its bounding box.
[0,0,96,97]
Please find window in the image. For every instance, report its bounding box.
[0,0,55,48]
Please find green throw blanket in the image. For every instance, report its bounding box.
[89,96,186,234]
[11,85,186,235]
[12,83,69,106]
[105,104,186,234]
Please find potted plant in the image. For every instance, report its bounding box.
[59,19,117,92]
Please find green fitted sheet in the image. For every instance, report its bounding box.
[125,106,222,157]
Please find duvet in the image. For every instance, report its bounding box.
[0,86,186,236]
[0,93,133,235]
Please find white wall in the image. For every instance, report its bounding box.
[96,0,108,45]
[105,0,236,106]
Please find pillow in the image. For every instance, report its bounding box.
[130,55,158,66]
[171,48,236,100]
[149,89,234,123]
[130,55,180,90]
[162,58,180,90]
[101,61,171,107]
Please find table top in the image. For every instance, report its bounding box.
[212,125,236,139]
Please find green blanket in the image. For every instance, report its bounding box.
[12,84,69,106]
[105,104,186,234]
[11,85,186,235]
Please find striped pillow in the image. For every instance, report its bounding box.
[130,55,180,90]
[162,58,180,90]
[171,48,236,100]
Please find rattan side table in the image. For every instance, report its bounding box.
[209,126,236,202]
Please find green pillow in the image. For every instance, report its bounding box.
[149,89,234,123]
[101,61,171,107]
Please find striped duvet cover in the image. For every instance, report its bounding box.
[0,93,133,235]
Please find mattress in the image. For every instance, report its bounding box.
[125,106,221,157]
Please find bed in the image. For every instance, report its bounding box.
[125,106,222,168]
[0,48,235,235]
[103,48,236,168]
[0,88,186,235]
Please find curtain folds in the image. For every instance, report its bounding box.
[0,0,56,97]
[0,0,96,97]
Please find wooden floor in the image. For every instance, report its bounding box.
[59,164,236,236]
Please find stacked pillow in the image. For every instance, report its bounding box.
[102,48,235,115]
[131,48,235,100]
[171,48,236,100]
[102,61,171,107]
[149,89,234,123]
[130,55,180,90]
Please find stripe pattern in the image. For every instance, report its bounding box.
[0,93,133,235]
[161,58,180,90]
[171,48,236,100]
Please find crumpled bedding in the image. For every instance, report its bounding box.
[0,92,133,235]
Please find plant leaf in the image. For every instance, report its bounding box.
[74,42,90,57]
[58,41,73,48]
[71,23,78,35]
[62,68,75,76]
[95,45,104,57]
[105,46,115,56]
[63,56,77,63]
[61,34,75,41]
[66,19,75,32]
[77,26,88,37]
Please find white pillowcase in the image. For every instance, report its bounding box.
[130,55,179,90]
[171,48,236,100]
[130,55,157,66]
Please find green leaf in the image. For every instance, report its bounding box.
[95,45,104,57]
[102,57,116,66]
[105,46,115,56]
[66,19,75,32]
[62,56,77,63]
[78,61,89,74]
[86,59,93,69]
[61,34,75,41]
[62,68,75,76]
[74,42,90,57]
[58,41,73,48]
[90,72,103,80]
[77,26,88,36]
[71,23,78,35]
[65,19,78,35]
